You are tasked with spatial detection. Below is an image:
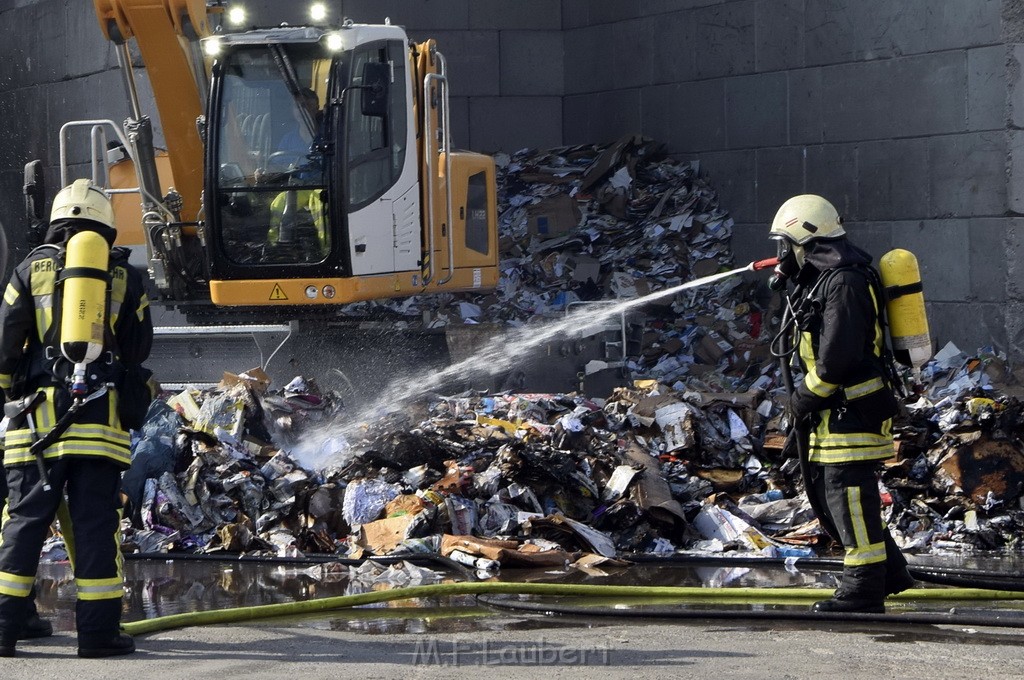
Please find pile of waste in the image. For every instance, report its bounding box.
[41,137,1024,566]
[100,336,1024,569]
[114,373,804,565]
[340,135,772,393]
[881,342,1024,552]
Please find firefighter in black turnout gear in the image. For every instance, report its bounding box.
[770,195,914,613]
[0,179,153,658]
[0,474,53,640]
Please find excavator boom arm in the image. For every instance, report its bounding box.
[92,0,212,222]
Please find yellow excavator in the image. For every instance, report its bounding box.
[24,0,498,324]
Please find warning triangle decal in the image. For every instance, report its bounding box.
[269,283,288,301]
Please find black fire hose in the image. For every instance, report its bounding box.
[623,554,1024,592]
[474,594,1024,629]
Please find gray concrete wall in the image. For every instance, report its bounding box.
[0,0,1021,359]
[562,0,1022,358]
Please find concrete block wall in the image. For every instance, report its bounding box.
[0,0,1022,359]
[561,0,1021,357]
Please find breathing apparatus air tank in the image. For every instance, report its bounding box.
[60,229,110,396]
[879,248,931,367]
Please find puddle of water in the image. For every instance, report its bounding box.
[31,559,1024,635]
[35,560,822,632]
[300,608,609,635]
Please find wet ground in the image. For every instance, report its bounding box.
[7,555,1024,679]
[31,553,1024,635]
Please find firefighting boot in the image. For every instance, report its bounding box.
[0,597,30,656]
[78,632,135,658]
[19,611,53,639]
[814,562,886,613]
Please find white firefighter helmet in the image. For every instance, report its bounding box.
[769,194,844,245]
[50,179,115,230]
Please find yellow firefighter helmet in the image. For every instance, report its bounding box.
[769,194,845,245]
[50,179,115,230]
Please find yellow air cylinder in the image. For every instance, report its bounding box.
[60,230,110,364]
[879,248,931,367]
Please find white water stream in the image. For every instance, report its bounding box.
[289,263,754,468]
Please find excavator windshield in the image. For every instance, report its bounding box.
[212,44,332,266]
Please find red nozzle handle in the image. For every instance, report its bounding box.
[751,257,780,271]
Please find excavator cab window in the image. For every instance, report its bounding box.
[340,42,407,212]
[211,44,332,268]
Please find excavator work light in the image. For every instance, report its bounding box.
[203,37,223,56]
[310,3,328,23]
[227,6,247,26]
[325,32,343,51]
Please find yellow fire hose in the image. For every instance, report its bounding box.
[121,582,1024,635]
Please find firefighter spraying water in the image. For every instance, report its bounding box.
[767,194,931,614]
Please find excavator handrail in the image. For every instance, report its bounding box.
[436,51,455,286]
[423,63,454,286]
[58,119,174,224]
[422,74,439,286]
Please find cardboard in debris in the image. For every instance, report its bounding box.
[692,259,721,278]
[440,534,571,567]
[571,255,601,284]
[933,434,1024,504]
[220,367,272,393]
[694,330,733,364]
[623,443,686,524]
[693,468,745,491]
[579,133,652,192]
[166,390,201,422]
[653,401,697,452]
[356,514,417,555]
[384,493,427,517]
[572,553,629,576]
[630,393,682,427]
[601,465,640,502]
[527,194,580,239]
[524,515,617,557]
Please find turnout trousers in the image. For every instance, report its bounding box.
[0,457,124,637]
[805,460,908,600]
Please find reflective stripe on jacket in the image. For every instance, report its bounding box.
[795,266,897,464]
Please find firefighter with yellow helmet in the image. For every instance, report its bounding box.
[0,179,152,658]
[770,194,914,613]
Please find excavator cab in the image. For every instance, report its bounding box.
[202,24,498,308]
[208,38,333,269]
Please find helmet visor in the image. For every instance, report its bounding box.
[773,236,792,262]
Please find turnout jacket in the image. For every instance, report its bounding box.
[0,223,152,468]
[789,239,898,464]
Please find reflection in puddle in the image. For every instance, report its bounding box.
[33,560,829,632]
[30,558,1024,634]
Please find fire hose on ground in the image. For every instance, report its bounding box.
[119,580,1024,635]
